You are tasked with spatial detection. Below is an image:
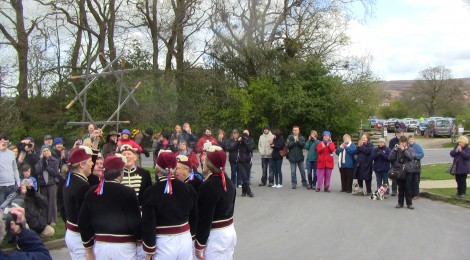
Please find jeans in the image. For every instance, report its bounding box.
[230,161,242,186]
[412,171,420,197]
[398,173,413,206]
[375,170,389,191]
[0,185,17,205]
[261,158,274,184]
[306,161,317,187]
[272,159,283,185]
[237,161,251,185]
[290,161,306,185]
[455,174,468,196]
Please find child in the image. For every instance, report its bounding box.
[20,164,38,191]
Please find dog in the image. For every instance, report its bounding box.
[370,184,388,200]
[352,183,365,196]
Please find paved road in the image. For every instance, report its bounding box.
[51,148,469,259]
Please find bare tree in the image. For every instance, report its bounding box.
[410,66,464,117]
[0,0,44,99]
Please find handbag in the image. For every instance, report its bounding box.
[446,157,458,175]
[279,145,288,158]
[388,165,406,180]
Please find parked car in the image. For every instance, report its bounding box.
[426,119,452,137]
[406,120,418,132]
[387,120,399,133]
[416,122,427,135]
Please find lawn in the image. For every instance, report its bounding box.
[426,188,470,199]
[421,163,454,180]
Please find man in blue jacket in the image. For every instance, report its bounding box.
[408,135,424,199]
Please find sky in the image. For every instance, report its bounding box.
[346,0,470,81]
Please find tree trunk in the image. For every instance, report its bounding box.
[14,0,29,100]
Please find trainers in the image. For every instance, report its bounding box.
[237,185,242,188]
[271,184,278,188]
[277,184,283,188]
[292,184,297,189]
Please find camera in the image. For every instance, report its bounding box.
[242,133,248,138]
[1,191,24,243]
[25,143,33,148]
[394,144,400,150]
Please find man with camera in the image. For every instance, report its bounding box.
[286,126,307,189]
[388,129,405,196]
[237,130,255,197]
[0,207,52,259]
[0,132,20,204]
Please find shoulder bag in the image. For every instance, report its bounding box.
[388,165,406,180]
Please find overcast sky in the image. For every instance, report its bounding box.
[346,0,470,81]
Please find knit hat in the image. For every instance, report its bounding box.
[378,138,386,143]
[120,144,135,154]
[53,137,64,146]
[263,125,270,131]
[144,128,153,136]
[156,151,177,195]
[25,137,35,143]
[41,145,52,153]
[95,154,127,195]
[322,131,331,138]
[44,135,53,140]
[121,129,131,136]
[205,145,227,192]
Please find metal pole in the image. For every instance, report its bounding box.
[67,121,130,126]
[69,69,137,79]
[101,82,141,132]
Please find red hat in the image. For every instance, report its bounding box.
[205,145,227,169]
[156,151,177,170]
[68,146,92,164]
[103,154,127,172]
[176,155,191,168]
[120,144,135,154]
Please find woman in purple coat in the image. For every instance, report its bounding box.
[450,136,470,198]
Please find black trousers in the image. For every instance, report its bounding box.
[358,179,372,193]
[412,171,421,197]
[238,161,251,185]
[398,173,413,206]
[455,174,468,196]
[339,168,353,192]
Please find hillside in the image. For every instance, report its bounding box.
[380,78,470,98]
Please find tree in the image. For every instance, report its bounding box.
[408,66,465,117]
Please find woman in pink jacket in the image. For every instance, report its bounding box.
[316,131,336,192]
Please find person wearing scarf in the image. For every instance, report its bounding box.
[335,134,357,193]
[195,145,236,260]
[120,144,152,206]
[315,131,336,192]
[79,154,141,260]
[371,138,391,194]
[141,150,197,259]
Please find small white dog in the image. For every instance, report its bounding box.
[352,184,365,196]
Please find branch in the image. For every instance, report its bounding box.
[0,23,17,47]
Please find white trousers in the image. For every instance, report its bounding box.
[94,241,137,259]
[205,224,237,260]
[155,231,193,260]
[65,230,86,260]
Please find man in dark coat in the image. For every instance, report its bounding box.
[286,126,307,189]
[388,129,405,196]
[237,130,255,197]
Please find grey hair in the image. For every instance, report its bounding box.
[155,165,176,176]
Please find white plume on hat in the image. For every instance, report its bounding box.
[78,145,93,155]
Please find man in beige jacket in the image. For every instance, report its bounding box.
[258,126,274,187]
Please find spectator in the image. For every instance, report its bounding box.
[0,132,20,204]
[102,130,119,159]
[17,137,40,182]
[390,136,416,209]
[305,130,320,190]
[450,136,470,198]
[133,128,153,167]
[408,135,424,199]
[19,180,55,238]
[286,126,307,189]
[371,138,391,193]
[7,144,19,166]
[388,129,405,196]
[196,128,219,169]
[51,138,67,169]
[154,132,177,162]
[270,129,285,188]
[335,134,356,193]
[20,164,38,191]
[170,124,183,148]
[117,129,142,154]
[0,207,52,259]
[217,129,228,151]
[179,123,198,149]
[226,129,242,188]
[258,126,274,187]
[175,141,199,173]
[237,130,255,197]
[316,131,336,192]
[43,135,53,147]
[355,134,374,195]
[82,123,95,140]
[35,145,59,226]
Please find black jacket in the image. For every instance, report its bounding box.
[35,156,60,186]
[271,135,285,160]
[24,190,49,234]
[237,136,255,163]
[226,139,240,163]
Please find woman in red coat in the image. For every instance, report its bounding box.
[316,131,336,192]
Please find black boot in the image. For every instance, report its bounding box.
[241,184,247,197]
[246,184,254,198]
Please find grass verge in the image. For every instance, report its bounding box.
[422,188,470,208]
[421,163,453,180]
